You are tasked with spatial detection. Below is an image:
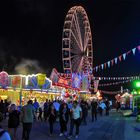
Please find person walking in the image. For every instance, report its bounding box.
[105,99,110,116]
[47,104,56,136]
[4,99,9,119]
[21,100,36,140]
[33,99,39,113]
[59,103,69,137]
[0,100,4,117]
[116,101,121,112]
[81,100,88,125]
[8,104,20,140]
[33,99,39,121]
[68,101,82,139]
[38,107,43,121]
[99,101,106,116]
[91,99,98,122]
[53,100,60,120]
[43,99,48,121]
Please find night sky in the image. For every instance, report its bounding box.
[0,0,140,90]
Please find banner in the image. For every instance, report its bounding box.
[100,90,121,94]
[72,73,81,89]
[50,68,60,83]
[81,74,90,91]
[98,79,132,87]
[11,76,22,88]
[94,80,99,93]
[0,71,9,88]
[93,46,139,72]
[37,74,46,86]
[93,76,140,80]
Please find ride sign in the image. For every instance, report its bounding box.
[0,71,9,88]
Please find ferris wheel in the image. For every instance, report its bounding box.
[62,6,93,74]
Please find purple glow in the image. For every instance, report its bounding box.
[137,45,140,51]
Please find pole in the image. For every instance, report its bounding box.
[19,76,23,107]
[121,86,123,94]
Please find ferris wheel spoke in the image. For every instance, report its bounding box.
[70,54,79,59]
[84,32,90,52]
[70,49,80,55]
[72,56,82,72]
[71,19,83,52]
[70,35,82,55]
[70,43,82,55]
[72,20,82,51]
[78,57,84,72]
[70,30,83,53]
[73,13,83,51]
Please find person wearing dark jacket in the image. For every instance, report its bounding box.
[47,104,57,136]
[38,107,43,121]
[91,100,98,122]
[4,99,9,119]
[59,103,69,137]
[0,100,4,115]
[43,99,48,121]
[8,104,20,140]
[105,99,110,116]
[81,100,88,125]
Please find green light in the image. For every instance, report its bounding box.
[136,82,140,88]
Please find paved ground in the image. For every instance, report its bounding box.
[1,110,140,140]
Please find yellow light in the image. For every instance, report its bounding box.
[25,76,29,86]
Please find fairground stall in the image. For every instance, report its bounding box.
[0,71,56,106]
[131,90,140,120]
[50,69,80,102]
[50,68,94,101]
[120,92,132,110]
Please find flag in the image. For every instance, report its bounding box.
[96,66,98,72]
[115,58,118,64]
[104,63,107,69]
[101,64,104,69]
[123,53,126,60]
[111,60,114,66]
[94,80,99,93]
[132,48,136,55]
[107,61,110,68]
[119,55,122,61]
[127,50,131,55]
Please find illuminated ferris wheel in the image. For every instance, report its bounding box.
[62,6,93,74]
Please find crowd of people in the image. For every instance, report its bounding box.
[0,98,112,140]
